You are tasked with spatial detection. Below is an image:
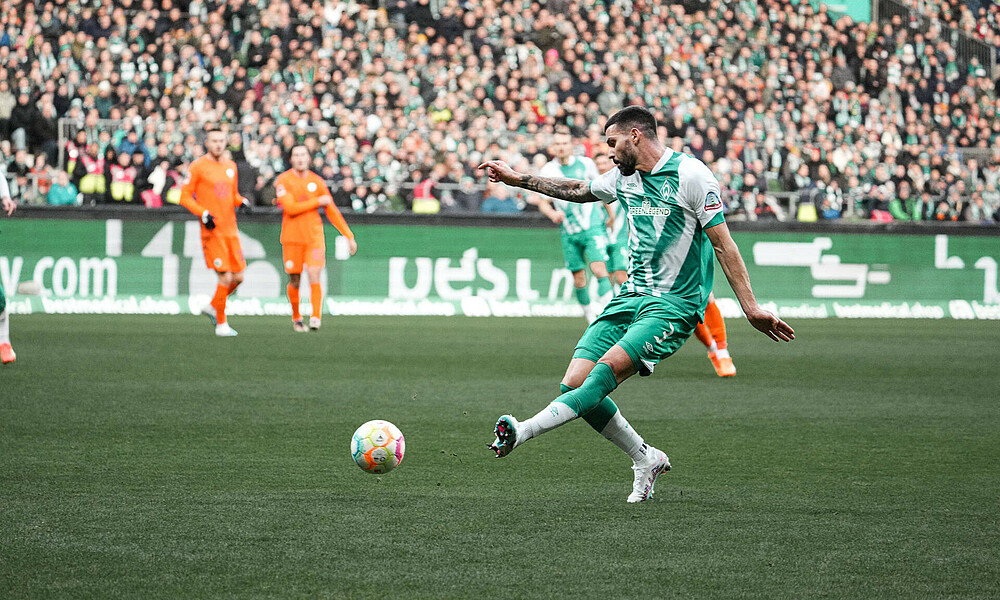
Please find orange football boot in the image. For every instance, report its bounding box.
[0,343,16,364]
[708,351,735,377]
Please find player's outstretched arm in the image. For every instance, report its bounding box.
[479,160,599,203]
[705,222,795,343]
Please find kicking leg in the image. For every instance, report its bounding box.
[489,347,633,456]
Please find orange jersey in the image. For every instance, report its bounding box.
[275,169,354,245]
[179,156,243,236]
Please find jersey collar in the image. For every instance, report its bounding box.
[649,149,675,175]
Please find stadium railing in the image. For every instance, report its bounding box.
[873,0,999,79]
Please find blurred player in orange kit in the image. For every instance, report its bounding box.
[178,128,253,337]
[275,145,357,332]
[692,292,736,376]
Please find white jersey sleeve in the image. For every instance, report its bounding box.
[589,167,620,204]
[538,161,562,179]
[679,157,724,228]
[0,172,10,200]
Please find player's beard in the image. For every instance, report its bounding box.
[614,144,638,176]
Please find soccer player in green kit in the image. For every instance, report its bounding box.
[1,173,16,364]
[594,151,628,292]
[480,107,794,502]
[533,127,614,323]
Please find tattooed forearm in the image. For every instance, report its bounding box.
[515,175,597,203]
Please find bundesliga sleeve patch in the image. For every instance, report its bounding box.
[704,191,722,211]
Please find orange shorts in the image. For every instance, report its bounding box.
[283,242,326,273]
[203,234,247,273]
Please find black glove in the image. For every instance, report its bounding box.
[201,210,216,230]
[238,198,254,214]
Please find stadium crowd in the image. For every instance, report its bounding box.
[2,0,999,223]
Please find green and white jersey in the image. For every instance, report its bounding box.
[539,156,602,235]
[589,149,725,311]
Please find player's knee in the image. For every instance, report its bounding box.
[560,373,586,389]
[232,272,245,285]
[572,270,587,287]
[591,262,609,278]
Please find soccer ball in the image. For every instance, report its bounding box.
[350,420,405,474]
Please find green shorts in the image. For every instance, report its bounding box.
[561,229,609,272]
[606,239,628,272]
[573,292,698,376]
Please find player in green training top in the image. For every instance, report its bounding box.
[533,128,614,323]
[594,151,628,292]
[0,172,17,364]
[479,106,794,503]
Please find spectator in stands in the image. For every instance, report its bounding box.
[409,167,441,214]
[47,170,79,206]
[6,150,31,204]
[118,130,149,168]
[29,154,53,205]
[74,143,106,205]
[37,105,60,165]
[819,180,845,220]
[332,177,356,210]
[109,151,136,203]
[66,130,89,177]
[451,175,482,212]
[0,81,15,141]
[9,94,41,153]
[481,183,520,214]
[2,0,997,219]
[752,192,781,222]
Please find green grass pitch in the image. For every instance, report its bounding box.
[1,315,998,599]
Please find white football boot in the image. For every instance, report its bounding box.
[201,304,217,326]
[215,323,238,337]
[626,446,670,503]
[309,317,322,331]
[487,415,521,458]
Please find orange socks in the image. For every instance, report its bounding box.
[211,284,229,325]
[287,284,301,320]
[704,300,727,350]
[310,283,322,319]
[693,322,713,349]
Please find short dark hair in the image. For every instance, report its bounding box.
[605,105,657,138]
